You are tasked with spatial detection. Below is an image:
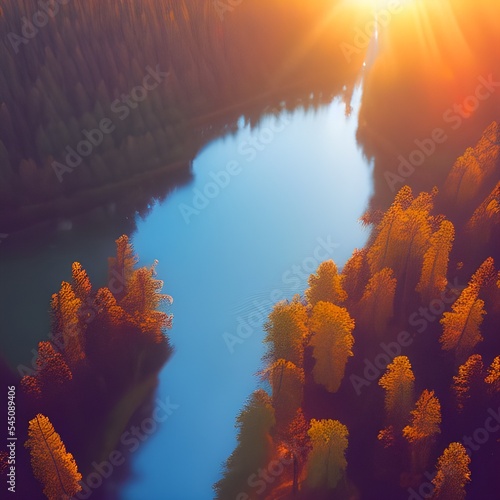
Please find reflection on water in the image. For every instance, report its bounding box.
[122,92,372,499]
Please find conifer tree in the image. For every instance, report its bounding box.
[214,390,275,500]
[305,419,349,490]
[342,248,370,304]
[452,354,484,412]
[305,260,347,306]
[378,356,415,445]
[50,282,85,367]
[261,359,304,428]
[485,356,500,394]
[263,297,309,367]
[416,220,455,301]
[403,390,441,472]
[25,414,82,500]
[357,267,396,336]
[431,443,471,500]
[309,301,355,393]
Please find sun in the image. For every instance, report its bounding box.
[349,0,416,14]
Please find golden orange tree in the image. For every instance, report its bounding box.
[416,220,455,302]
[51,281,85,368]
[20,342,72,398]
[431,443,471,500]
[121,263,173,343]
[107,234,137,300]
[261,359,304,429]
[443,147,485,209]
[305,419,349,490]
[71,262,92,302]
[263,297,308,367]
[357,267,397,336]
[309,301,355,393]
[466,181,500,247]
[485,355,500,394]
[440,258,495,363]
[403,390,441,472]
[378,356,415,446]
[367,186,414,274]
[452,354,484,412]
[305,260,347,306]
[341,248,369,305]
[25,414,82,500]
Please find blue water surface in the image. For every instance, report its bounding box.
[124,93,372,500]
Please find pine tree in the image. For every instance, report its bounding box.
[341,248,370,304]
[452,354,484,412]
[403,390,441,472]
[309,301,355,393]
[305,260,347,306]
[261,359,304,428]
[378,356,415,444]
[108,234,137,301]
[367,186,413,274]
[277,409,310,495]
[440,258,495,363]
[121,264,173,342]
[403,390,441,443]
[51,282,85,367]
[305,419,349,490]
[443,147,485,209]
[20,341,72,398]
[263,297,308,367]
[431,443,471,500]
[416,220,455,301]
[71,262,92,302]
[25,414,82,500]
[485,356,500,394]
[466,181,500,247]
[357,267,396,336]
[440,290,486,363]
[214,390,275,500]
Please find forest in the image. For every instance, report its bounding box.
[1,235,174,498]
[0,0,368,232]
[0,0,498,498]
[215,123,500,499]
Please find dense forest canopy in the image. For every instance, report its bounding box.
[0,0,370,232]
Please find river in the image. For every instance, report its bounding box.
[122,89,372,499]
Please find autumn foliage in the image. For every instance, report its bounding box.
[309,301,355,393]
[263,297,308,367]
[431,443,471,500]
[440,258,495,362]
[452,354,484,412]
[305,260,347,306]
[19,235,173,499]
[305,419,349,490]
[25,414,82,500]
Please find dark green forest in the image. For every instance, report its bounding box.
[0,0,368,231]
